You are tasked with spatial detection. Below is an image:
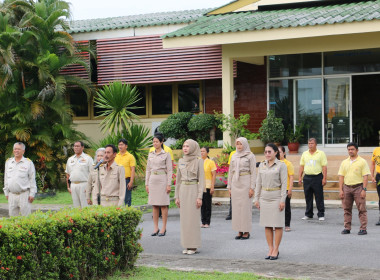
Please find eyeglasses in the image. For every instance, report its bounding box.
[264,150,272,154]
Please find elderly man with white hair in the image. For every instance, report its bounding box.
[3,142,37,216]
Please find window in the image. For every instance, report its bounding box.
[69,89,89,118]
[178,83,200,113]
[151,85,173,115]
[269,79,294,132]
[130,86,147,116]
[269,53,321,78]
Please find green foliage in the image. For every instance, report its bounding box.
[159,112,193,140]
[94,82,142,134]
[258,110,285,143]
[169,138,186,150]
[0,0,93,190]
[91,124,152,175]
[188,114,216,142]
[214,112,258,140]
[286,124,304,143]
[197,140,220,149]
[222,143,235,155]
[0,206,143,280]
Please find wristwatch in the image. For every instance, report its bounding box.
[363,187,367,191]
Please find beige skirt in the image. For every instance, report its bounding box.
[179,183,201,249]
[148,173,170,206]
[231,174,252,232]
[259,190,285,228]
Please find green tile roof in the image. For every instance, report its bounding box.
[68,8,212,34]
[163,0,380,38]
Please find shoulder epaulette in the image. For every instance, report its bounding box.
[26,158,31,161]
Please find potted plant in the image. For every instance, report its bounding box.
[213,152,230,188]
[258,110,284,145]
[286,124,304,153]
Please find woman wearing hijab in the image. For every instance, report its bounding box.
[227,137,257,240]
[175,139,205,255]
[255,143,287,260]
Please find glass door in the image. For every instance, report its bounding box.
[324,77,351,144]
[295,79,323,144]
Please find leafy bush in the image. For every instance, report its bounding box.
[0,206,142,280]
[259,110,285,143]
[159,112,193,140]
[169,138,186,150]
[197,141,220,149]
[214,112,258,140]
[188,114,216,141]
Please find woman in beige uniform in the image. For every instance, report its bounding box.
[228,137,256,240]
[146,134,172,237]
[255,143,287,260]
[86,148,105,205]
[175,139,205,255]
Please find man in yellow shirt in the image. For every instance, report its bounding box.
[370,146,380,225]
[338,142,370,235]
[299,138,328,221]
[115,139,136,206]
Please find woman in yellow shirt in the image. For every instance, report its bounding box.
[279,146,294,232]
[200,147,216,228]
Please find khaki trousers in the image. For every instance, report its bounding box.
[71,182,88,208]
[342,184,367,230]
[8,191,31,217]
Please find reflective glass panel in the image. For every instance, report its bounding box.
[129,86,147,116]
[152,85,172,115]
[178,83,200,113]
[269,53,321,78]
[70,89,88,117]
[269,79,294,132]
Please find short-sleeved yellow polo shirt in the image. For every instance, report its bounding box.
[371,147,380,174]
[338,156,370,185]
[149,144,174,161]
[281,158,294,190]
[115,151,136,178]
[228,151,236,165]
[300,149,327,175]
[204,158,217,188]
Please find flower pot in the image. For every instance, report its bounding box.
[288,142,300,154]
[215,174,228,188]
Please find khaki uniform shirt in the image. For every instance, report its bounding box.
[96,161,126,206]
[227,153,257,190]
[175,158,205,199]
[255,158,288,203]
[65,153,93,182]
[4,157,37,197]
[145,150,172,185]
[86,164,104,201]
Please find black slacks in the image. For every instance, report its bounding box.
[201,189,212,225]
[285,191,291,227]
[303,173,325,218]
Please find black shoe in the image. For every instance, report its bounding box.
[358,229,367,235]
[158,230,166,237]
[235,233,242,240]
[376,220,380,226]
[151,229,159,236]
[225,215,232,220]
[241,233,250,240]
[341,229,350,234]
[265,256,271,260]
[270,252,279,260]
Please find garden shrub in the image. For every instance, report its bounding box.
[0,206,143,280]
[188,114,216,142]
[159,112,193,140]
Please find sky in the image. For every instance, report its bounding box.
[68,0,230,20]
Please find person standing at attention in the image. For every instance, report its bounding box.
[298,138,328,221]
[3,142,37,216]
[145,134,172,236]
[200,146,217,228]
[115,139,136,206]
[228,137,256,240]
[149,132,174,163]
[255,143,287,260]
[370,145,380,226]
[225,150,236,220]
[175,139,205,255]
[96,144,126,206]
[66,141,93,208]
[86,148,105,205]
[339,142,370,235]
[278,146,294,232]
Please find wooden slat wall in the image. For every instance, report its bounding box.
[60,41,90,80]
[96,35,234,85]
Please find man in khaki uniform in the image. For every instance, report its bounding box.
[3,142,37,216]
[65,141,93,208]
[96,144,126,206]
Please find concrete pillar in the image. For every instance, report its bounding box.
[222,52,234,146]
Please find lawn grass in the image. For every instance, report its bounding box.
[108,267,286,280]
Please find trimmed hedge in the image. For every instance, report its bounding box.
[0,206,143,280]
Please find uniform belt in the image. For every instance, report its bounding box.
[101,195,119,201]
[11,189,28,195]
[263,187,281,191]
[345,183,363,188]
[304,173,322,177]
[152,171,167,175]
[239,172,251,176]
[181,181,198,185]
[72,181,86,184]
